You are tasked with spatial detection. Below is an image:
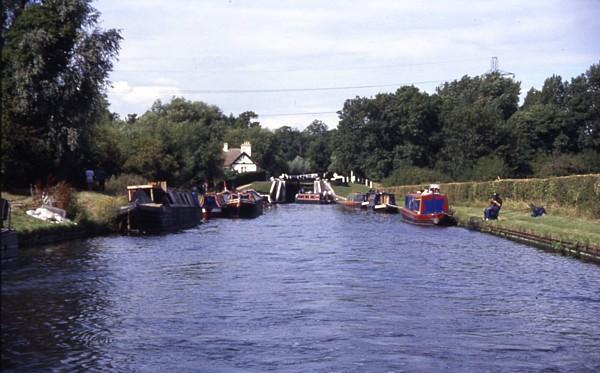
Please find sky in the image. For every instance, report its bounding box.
[95,0,600,130]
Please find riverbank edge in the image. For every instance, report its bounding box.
[8,189,600,265]
[16,223,113,248]
[453,214,600,264]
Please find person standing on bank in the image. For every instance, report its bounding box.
[96,168,106,192]
[85,168,95,191]
[483,192,503,220]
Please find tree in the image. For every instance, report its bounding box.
[436,73,520,179]
[1,0,121,187]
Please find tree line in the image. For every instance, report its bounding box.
[2,1,599,190]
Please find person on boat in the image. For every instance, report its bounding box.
[483,193,503,220]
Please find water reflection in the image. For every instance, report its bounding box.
[2,205,600,372]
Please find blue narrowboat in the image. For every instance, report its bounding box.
[399,185,456,226]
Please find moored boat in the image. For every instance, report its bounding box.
[223,189,263,218]
[199,192,228,219]
[340,192,365,207]
[369,192,398,213]
[295,192,335,204]
[120,181,202,234]
[339,191,375,208]
[399,185,457,226]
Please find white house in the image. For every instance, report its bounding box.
[223,141,258,173]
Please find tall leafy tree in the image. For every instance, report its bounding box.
[436,73,520,179]
[1,0,121,186]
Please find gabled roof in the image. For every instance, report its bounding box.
[224,149,255,167]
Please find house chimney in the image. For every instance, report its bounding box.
[241,141,251,157]
[223,142,228,152]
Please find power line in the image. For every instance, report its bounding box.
[177,80,444,94]
[259,111,338,118]
[112,57,482,74]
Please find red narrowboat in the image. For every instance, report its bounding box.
[399,186,456,226]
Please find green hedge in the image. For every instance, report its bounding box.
[385,174,600,219]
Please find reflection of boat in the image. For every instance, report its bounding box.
[199,192,228,219]
[121,181,202,233]
[368,192,398,213]
[295,192,335,204]
[399,185,456,226]
[223,189,263,218]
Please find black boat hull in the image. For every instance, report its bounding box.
[125,204,202,233]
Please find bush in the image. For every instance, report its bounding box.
[105,173,147,195]
[469,155,510,181]
[383,165,450,187]
[531,152,600,178]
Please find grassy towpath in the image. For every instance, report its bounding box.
[451,203,600,256]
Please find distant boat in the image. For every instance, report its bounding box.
[120,181,202,233]
[368,192,398,213]
[295,192,335,204]
[199,192,228,219]
[223,189,263,218]
[339,191,374,208]
[399,185,457,226]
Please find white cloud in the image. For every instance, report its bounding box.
[97,0,600,127]
[108,81,183,115]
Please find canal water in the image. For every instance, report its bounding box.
[2,205,600,372]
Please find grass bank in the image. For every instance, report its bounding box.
[3,191,125,247]
[383,175,600,262]
[330,183,371,197]
[452,203,600,248]
[386,174,600,220]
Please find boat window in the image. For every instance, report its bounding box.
[132,189,152,204]
[410,199,420,211]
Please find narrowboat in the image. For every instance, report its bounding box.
[368,192,398,213]
[398,185,457,226]
[1,198,18,261]
[339,191,374,208]
[223,189,263,218]
[121,181,202,234]
[199,192,229,219]
[295,192,335,204]
[340,192,365,207]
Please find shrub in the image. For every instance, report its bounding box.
[105,173,147,195]
[382,165,450,187]
[531,152,600,178]
[52,181,72,210]
[469,156,510,181]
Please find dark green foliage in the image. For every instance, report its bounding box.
[383,164,450,186]
[1,0,121,187]
[104,173,147,196]
[332,62,599,183]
